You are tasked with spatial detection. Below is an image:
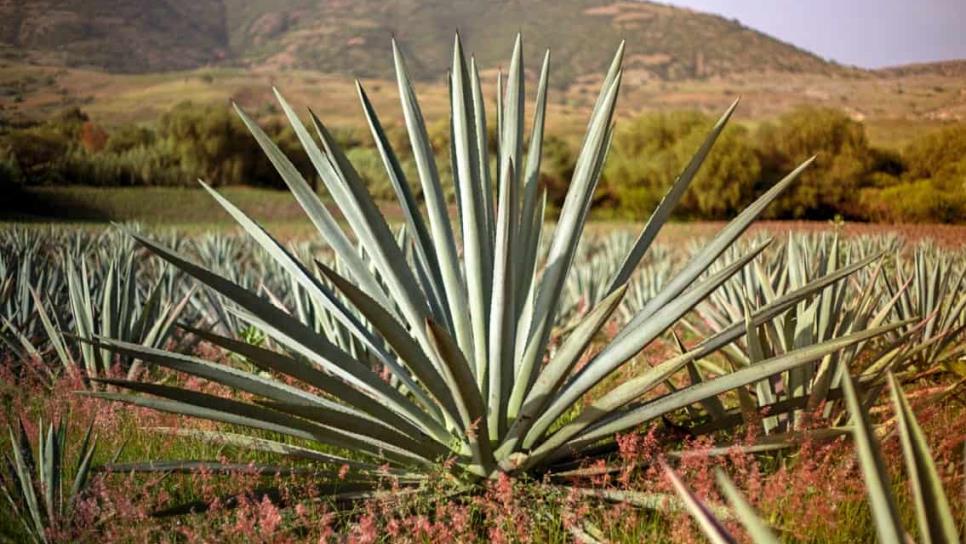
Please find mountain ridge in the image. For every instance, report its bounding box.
[874,59,966,78]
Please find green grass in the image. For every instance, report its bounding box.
[6,187,966,245]
[5,186,325,229]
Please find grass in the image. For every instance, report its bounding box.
[5,186,319,226]
[7,186,966,248]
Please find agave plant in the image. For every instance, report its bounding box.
[0,231,61,365]
[618,243,674,322]
[63,251,193,383]
[0,230,69,368]
[664,371,961,543]
[561,230,636,321]
[885,244,966,371]
[0,226,193,386]
[687,233,916,434]
[0,417,98,544]
[88,35,902,506]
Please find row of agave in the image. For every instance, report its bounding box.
[0,226,386,381]
[687,233,965,437]
[0,34,963,540]
[3,228,959,388]
[0,227,189,383]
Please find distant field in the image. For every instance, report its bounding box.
[6,186,965,246]
[5,186,331,229]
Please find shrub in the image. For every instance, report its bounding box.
[861,177,965,223]
[541,134,577,211]
[602,110,760,219]
[859,124,966,223]
[345,146,396,200]
[0,145,23,190]
[757,106,877,219]
[158,101,272,187]
[0,103,324,188]
[0,126,73,184]
[2,96,960,224]
[903,123,966,181]
[79,122,109,153]
[677,123,760,218]
[104,124,157,154]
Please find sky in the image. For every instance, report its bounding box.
[660,0,966,68]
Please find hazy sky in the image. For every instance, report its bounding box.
[660,0,966,68]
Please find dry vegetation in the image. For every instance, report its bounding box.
[3,60,964,148]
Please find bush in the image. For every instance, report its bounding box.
[541,135,577,212]
[861,178,965,223]
[159,101,277,187]
[0,145,23,192]
[902,124,966,181]
[1,102,961,223]
[105,124,157,153]
[677,124,760,218]
[346,147,395,200]
[602,111,760,219]
[0,103,319,188]
[860,124,966,223]
[757,106,878,219]
[1,126,73,184]
[79,122,108,153]
[61,145,185,186]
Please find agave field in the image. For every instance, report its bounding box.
[1,36,965,543]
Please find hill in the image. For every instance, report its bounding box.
[0,0,843,83]
[2,0,963,148]
[875,59,966,78]
[0,0,229,72]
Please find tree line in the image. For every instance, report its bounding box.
[2,102,963,223]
